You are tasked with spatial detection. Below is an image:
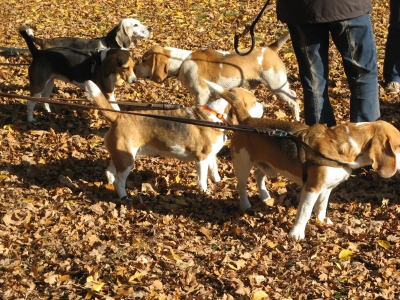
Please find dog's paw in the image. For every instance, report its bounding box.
[259,190,271,202]
[27,116,36,123]
[210,174,221,183]
[240,199,252,211]
[316,217,333,225]
[289,226,305,241]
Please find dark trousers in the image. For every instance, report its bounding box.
[288,14,380,127]
[383,0,400,84]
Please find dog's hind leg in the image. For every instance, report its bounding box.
[253,166,272,202]
[27,99,38,122]
[106,161,117,184]
[40,79,54,113]
[232,149,254,210]
[313,188,333,225]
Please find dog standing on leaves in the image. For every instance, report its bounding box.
[207,80,400,240]
[19,25,137,122]
[85,80,263,198]
[135,31,301,121]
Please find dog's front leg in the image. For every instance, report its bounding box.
[207,156,221,183]
[196,159,209,192]
[105,93,120,111]
[289,188,319,240]
[106,160,132,198]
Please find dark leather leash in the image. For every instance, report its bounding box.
[0,92,185,110]
[234,0,272,56]
[0,91,348,182]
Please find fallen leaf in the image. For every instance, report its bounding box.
[377,240,391,250]
[338,249,354,260]
[252,290,269,300]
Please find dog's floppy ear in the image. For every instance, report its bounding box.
[151,53,169,82]
[102,53,119,78]
[115,22,132,48]
[369,132,398,178]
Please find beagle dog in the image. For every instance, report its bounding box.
[207,81,400,240]
[19,25,137,122]
[84,80,263,198]
[134,32,301,121]
[25,18,151,50]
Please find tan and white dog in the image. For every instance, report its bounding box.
[25,18,151,50]
[207,80,400,240]
[134,32,301,121]
[85,80,263,198]
[19,25,137,122]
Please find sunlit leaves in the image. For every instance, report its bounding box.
[0,0,400,299]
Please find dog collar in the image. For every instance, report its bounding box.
[201,105,229,124]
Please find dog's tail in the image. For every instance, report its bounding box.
[204,80,251,124]
[268,31,290,52]
[85,81,120,123]
[19,25,40,55]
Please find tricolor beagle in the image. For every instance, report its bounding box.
[135,32,301,121]
[19,25,137,122]
[24,18,151,50]
[207,81,400,240]
[84,80,263,198]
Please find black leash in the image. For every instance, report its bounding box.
[0,91,349,182]
[234,0,272,56]
[0,91,185,110]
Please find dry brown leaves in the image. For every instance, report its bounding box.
[1,0,400,299]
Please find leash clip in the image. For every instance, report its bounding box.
[270,129,289,137]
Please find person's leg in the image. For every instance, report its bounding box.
[383,0,400,91]
[288,24,337,127]
[330,14,380,123]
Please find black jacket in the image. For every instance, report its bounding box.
[276,0,372,25]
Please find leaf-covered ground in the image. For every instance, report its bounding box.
[1,0,400,299]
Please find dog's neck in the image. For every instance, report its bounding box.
[164,47,192,75]
[205,98,230,123]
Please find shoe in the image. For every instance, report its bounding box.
[385,81,400,94]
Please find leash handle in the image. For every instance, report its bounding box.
[234,0,272,56]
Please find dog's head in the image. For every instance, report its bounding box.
[205,80,263,124]
[102,49,137,84]
[109,18,151,48]
[368,121,400,178]
[135,46,169,82]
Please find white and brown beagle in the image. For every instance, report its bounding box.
[19,25,137,122]
[84,80,263,198]
[135,32,301,121]
[207,81,400,241]
[25,18,151,50]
